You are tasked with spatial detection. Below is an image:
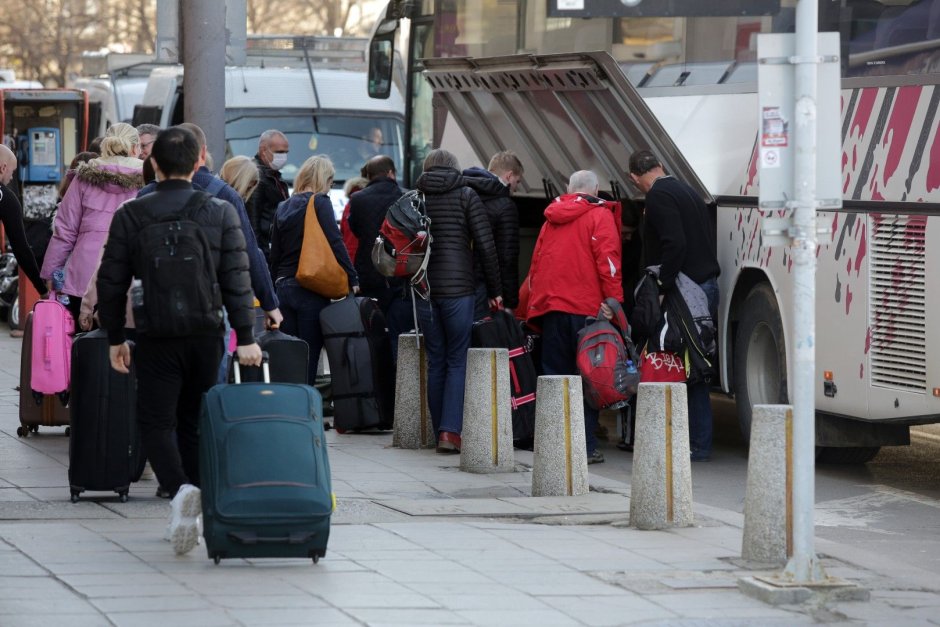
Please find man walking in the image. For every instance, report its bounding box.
[248,129,290,260]
[97,127,263,555]
[525,170,623,464]
[629,149,720,461]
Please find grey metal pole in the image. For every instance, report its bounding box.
[155,0,180,62]
[182,0,227,170]
[783,0,825,583]
[225,0,248,66]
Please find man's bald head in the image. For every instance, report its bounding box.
[0,145,17,186]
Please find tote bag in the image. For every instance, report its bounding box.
[295,194,348,298]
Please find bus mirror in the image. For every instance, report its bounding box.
[368,29,395,99]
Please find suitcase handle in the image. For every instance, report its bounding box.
[228,530,317,545]
[232,352,270,384]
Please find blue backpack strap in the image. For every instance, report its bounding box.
[204,176,226,196]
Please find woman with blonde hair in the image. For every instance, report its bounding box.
[269,155,358,383]
[219,155,259,203]
[41,122,143,320]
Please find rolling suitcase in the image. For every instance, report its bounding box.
[200,360,333,564]
[227,325,310,384]
[17,312,70,437]
[29,294,74,397]
[319,295,394,432]
[67,329,145,502]
[471,309,538,447]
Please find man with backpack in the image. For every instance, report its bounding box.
[97,127,263,555]
[524,170,623,465]
[628,149,720,462]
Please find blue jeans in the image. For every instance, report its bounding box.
[276,279,330,386]
[540,311,599,456]
[415,295,475,436]
[688,277,719,458]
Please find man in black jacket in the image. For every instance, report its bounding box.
[348,155,411,360]
[0,145,48,299]
[629,149,720,461]
[247,129,290,260]
[463,150,522,319]
[97,127,262,555]
[415,149,502,454]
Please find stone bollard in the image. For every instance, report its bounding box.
[532,376,589,497]
[460,348,514,473]
[630,382,693,530]
[742,404,792,564]
[392,333,435,449]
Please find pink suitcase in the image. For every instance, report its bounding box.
[30,295,75,396]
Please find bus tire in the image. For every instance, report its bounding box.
[733,283,788,442]
[816,446,880,464]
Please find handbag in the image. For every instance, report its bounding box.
[295,193,349,298]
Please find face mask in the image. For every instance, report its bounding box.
[270,152,288,171]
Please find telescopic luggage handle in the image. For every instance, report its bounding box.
[232,351,270,384]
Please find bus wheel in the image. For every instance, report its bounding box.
[733,283,788,442]
[816,446,880,464]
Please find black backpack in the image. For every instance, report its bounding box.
[131,192,224,337]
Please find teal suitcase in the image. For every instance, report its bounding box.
[199,362,333,564]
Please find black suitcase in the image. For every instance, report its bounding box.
[471,309,537,447]
[320,295,394,432]
[229,326,310,384]
[68,329,144,502]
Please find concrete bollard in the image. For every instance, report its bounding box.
[532,376,589,497]
[630,382,693,530]
[742,404,792,564]
[392,333,435,449]
[460,348,514,473]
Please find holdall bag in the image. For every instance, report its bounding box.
[296,193,348,298]
[29,292,74,398]
[576,298,641,410]
[639,349,686,383]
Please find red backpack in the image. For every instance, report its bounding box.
[370,190,432,299]
[576,298,641,410]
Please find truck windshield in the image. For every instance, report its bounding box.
[224,111,404,185]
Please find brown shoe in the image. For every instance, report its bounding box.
[436,430,461,454]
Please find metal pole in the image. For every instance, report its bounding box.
[155,0,180,62]
[182,0,227,170]
[225,0,248,66]
[783,0,825,583]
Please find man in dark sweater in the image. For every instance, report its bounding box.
[247,130,290,261]
[0,145,48,299]
[629,149,720,461]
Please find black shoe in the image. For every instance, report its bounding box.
[616,440,633,452]
[690,452,711,462]
[587,450,605,465]
[155,486,171,499]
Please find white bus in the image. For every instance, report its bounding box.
[369,0,940,462]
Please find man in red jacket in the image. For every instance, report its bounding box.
[525,170,623,464]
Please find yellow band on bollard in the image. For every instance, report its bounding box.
[665,385,674,524]
[563,378,573,496]
[419,344,428,445]
[491,350,499,466]
[785,407,794,557]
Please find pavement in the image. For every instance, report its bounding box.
[1,331,939,626]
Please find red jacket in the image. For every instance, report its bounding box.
[340,201,359,263]
[525,193,623,321]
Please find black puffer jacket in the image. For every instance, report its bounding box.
[415,166,501,299]
[247,155,289,259]
[97,180,254,346]
[463,167,520,308]
[348,176,405,295]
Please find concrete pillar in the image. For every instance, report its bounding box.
[532,376,589,497]
[182,0,226,168]
[742,404,792,564]
[224,0,247,66]
[460,348,514,474]
[392,333,434,449]
[630,382,693,530]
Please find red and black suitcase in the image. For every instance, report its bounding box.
[319,295,394,432]
[472,309,537,447]
[67,329,144,502]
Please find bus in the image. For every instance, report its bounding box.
[368,0,940,463]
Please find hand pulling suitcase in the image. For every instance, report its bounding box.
[471,309,537,447]
[17,312,71,437]
[68,329,145,502]
[29,294,74,397]
[319,295,394,432]
[227,325,309,384]
[200,360,333,564]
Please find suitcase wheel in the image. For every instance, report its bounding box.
[312,554,319,564]
[118,492,128,503]
[16,426,28,437]
[213,555,221,565]
[64,427,70,437]
[70,492,80,503]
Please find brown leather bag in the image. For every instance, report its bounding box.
[295,194,348,298]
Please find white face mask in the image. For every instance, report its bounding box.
[270,152,288,171]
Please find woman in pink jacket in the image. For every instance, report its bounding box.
[41,123,144,320]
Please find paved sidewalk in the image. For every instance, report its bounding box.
[1,332,939,626]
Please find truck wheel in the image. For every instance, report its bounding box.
[733,283,788,442]
[816,446,880,464]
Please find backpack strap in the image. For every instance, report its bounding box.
[203,177,226,197]
[598,297,630,339]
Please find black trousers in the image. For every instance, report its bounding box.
[135,335,223,497]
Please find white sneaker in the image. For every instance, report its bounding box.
[166,484,202,555]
